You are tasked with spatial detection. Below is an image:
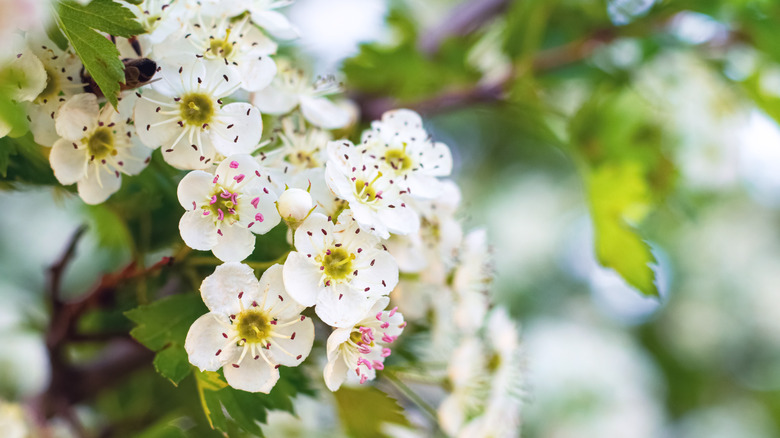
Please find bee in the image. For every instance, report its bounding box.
[81,36,158,98]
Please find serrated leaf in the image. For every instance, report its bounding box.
[54,0,144,107]
[153,346,192,386]
[588,162,658,296]
[333,386,410,438]
[125,294,206,384]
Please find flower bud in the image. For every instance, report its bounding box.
[277,188,313,228]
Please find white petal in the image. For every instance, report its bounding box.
[212,223,256,262]
[323,349,349,392]
[134,89,182,148]
[185,313,231,372]
[223,351,280,393]
[55,93,99,141]
[214,153,261,185]
[352,250,400,296]
[422,141,453,177]
[117,138,152,176]
[377,204,420,236]
[259,264,305,320]
[161,130,217,171]
[27,100,60,147]
[77,165,122,205]
[210,103,263,156]
[250,10,299,40]
[315,285,373,328]
[177,170,214,209]
[239,186,281,235]
[239,52,277,92]
[7,49,46,102]
[49,138,87,185]
[292,212,331,256]
[282,251,322,307]
[200,262,260,315]
[300,96,350,129]
[153,55,200,96]
[267,316,314,366]
[251,85,298,115]
[381,109,424,131]
[179,210,218,251]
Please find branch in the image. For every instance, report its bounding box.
[418,0,510,54]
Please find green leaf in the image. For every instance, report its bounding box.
[0,134,58,187]
[54,0,144,107]
[194,366,313,436]
[333,386,410,438]
[587,162,658,296]
[45,22,70,51]
[125,294,207,384]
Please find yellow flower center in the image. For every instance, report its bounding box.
[180,93,215,126]
[322,247,355,281]
[86,127,116,160]
[235,309,271,344]
[385,148,413,172]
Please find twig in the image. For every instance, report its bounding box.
[48,226,88,303]
[382,371,439,424]
[419,0,510,55]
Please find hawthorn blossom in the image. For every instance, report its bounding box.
[451,229,492,334]
[361,109,453,199]
[438,309,524,438]
[134,57,262,170]
[25,40,84,147]
[251,60,350,129]
[206,0,299,40]
[132,0,189,49]
[282,210,399,327]
[155,14,277,91]
[49,93,151,204]
[325,140,419,239]
[323,297,405,391]
[185,263,314,393]
[1,34,46,104]
[277,187,313,226]
[177,153,280,262]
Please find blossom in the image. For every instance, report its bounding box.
[25,40,84,147]
[277,187,313,226]
[360,109,453,199]
[134,57,262,170]
[177,154,281,262]
[210,0,299,40]
[49,93,151,205]
[185,263,314,393]
[1,34,46,104]
[325,140,419,239]
[438,308,524,438]
[155,14,277,92]
[251,60,350,129]
[132,0,189,49]
[323,297,405,391]
[282,210,399,327]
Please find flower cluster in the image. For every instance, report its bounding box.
[2,0,523,435]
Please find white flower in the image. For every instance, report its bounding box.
[386,179,462,277]
[25,40,84,147]
[251,60,350,129]
[132,0,189,48]
[325,140,419,239]
[206,0,299,40]
[177,154,281,262]
[282,210,399,327]
[155,14,277,92]
[277,187,312,224]
[134,57,262,170]
[323,297,405,391]
[361,109,453,199]
[438,308,524,438]
[49,93,151,205]
[451,229,492,335]
[185,262,314,393]
[1,34,46,104]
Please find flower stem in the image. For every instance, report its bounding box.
[383,370,439,424]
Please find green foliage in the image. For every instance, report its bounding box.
[194,367,313,436]
[125,294,207,385]
[83,203,133,252]
[333,386,410,438]
[0,134,58,187]
[53,0,145,108]
[569,89,674,296]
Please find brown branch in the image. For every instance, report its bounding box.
[418,0,510,55]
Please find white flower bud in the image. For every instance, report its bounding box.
[277,188,313,223]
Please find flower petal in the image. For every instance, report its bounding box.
[300,96,350,129]
[267,316,314,367]
[250,10,299,40]
[223,350,280,393]
[177,170,215,209]
[323,348,349,392]
[161,129,217,171]
[212,223,255,263]
[185,313,232,372]
[282,251,322,307]
[55,93,99,141]
[134,89,182,149]
[259,264,305,319]
[200,262,260,315]
[210,103,263,156]
[291,212,331,256]
[238,51,277,92]
[315,285,374,328]
[179,210,218,251]
[251,84,298,115]
[49,138,87,185]
[77,165,122,205]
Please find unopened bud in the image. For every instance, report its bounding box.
[277,188,313,228]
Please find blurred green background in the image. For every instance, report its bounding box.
[4,0,780,436]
